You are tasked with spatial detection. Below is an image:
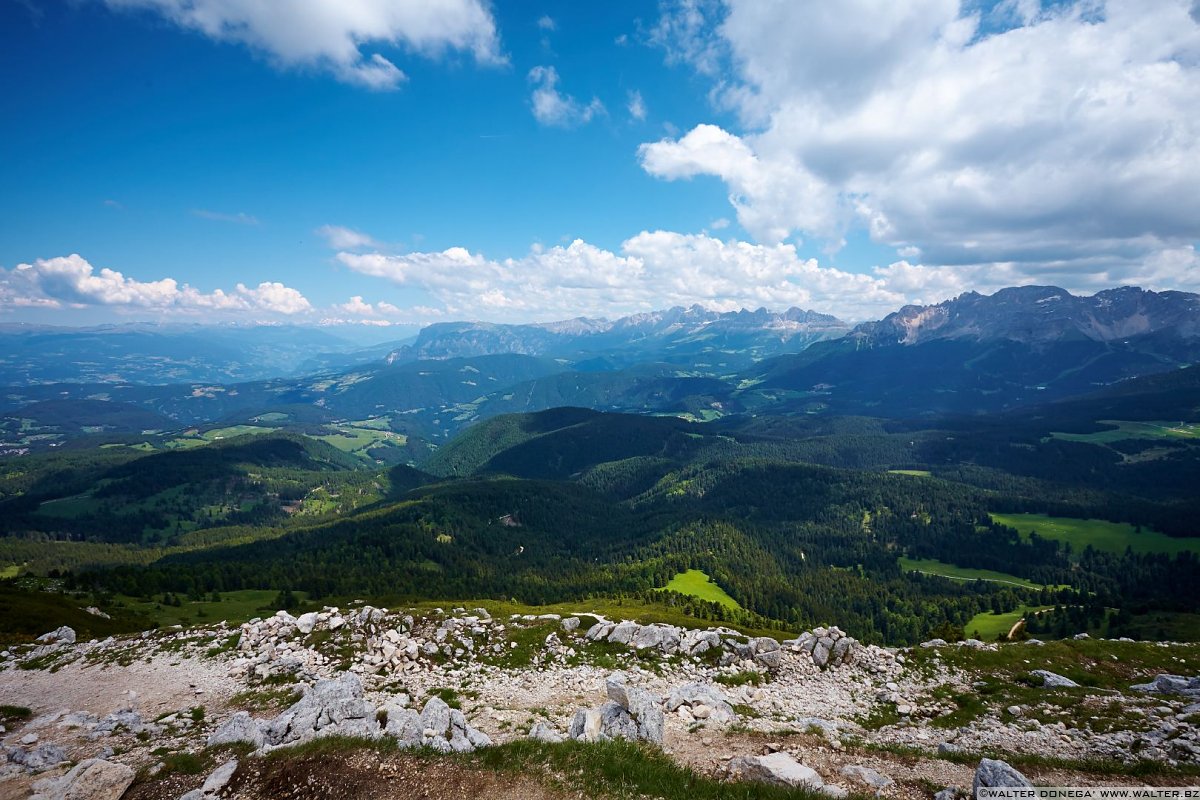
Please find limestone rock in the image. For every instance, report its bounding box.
[30,758,134,800]
[1030,669,1080,689]
[207,711,265,749]
[840,765,894,789]
[729,752,824,790]
[664,683,736,724]
[36,627,76,645]
[973,759,1034,793]
[528,722,564,743]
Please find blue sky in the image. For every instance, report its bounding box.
[1,1,1197,326]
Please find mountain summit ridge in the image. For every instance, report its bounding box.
[854,285,1199,346]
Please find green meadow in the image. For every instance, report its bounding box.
[990,513,1200,556]
[114,589,309,628]
[899,556,1046,590]
[656,569,743,610]
[1050,420,1199,444]
[964,606,1054,640]
[888,469,932,477]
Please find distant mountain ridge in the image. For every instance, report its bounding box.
[854,285,1199,346]
[388,304,850,368]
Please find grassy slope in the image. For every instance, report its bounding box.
[964,606,1054,640]
[898,557,1045,590]
[114,589,307,627]
[990,513,1200,555]
[657,569,743,610]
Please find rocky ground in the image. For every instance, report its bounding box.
[2,605,1198,799]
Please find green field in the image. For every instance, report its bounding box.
[899,557,1046,589]
[0,564,20,579]
[888,469,932,477]
[656,569,743,610]
[115,589,309,628]
[964,606,1054,640]
[1050,420,1199,444]
[990,513,1200,556]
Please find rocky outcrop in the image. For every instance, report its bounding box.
[214,671,492,753]
[6,742,68,772]
[264,672,377,747]
[207,711,266,749]
[664,683,736,724]
[784,627,858,669]
[29,758,134,800]
[568,672,664,745]
[1131,675,1200,698]
[36,627,76,645]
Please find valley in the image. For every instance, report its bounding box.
[2,287,1199,798]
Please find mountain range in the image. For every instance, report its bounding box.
[1,286,1196,452]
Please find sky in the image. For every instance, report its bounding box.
[1,0,1198,327]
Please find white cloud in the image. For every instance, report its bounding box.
[103,0,503,90]
[528,66,605,127]
[537,15,556,31]
[336,231,1200,323]
[192,209,260,225]
[627,90,647,121]
[316,224,380,250]
[332,295,405,317]
[1,254,311,316]
[643,0,1200,280]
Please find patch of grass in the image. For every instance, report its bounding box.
[17,650,68,671]
[887,469,932,477]
[0,564,20,579]
[428,687,462,709]
[910,638,1200,692]
[230,686,302,712]
[0,705,32,725]
[715,670,766,687]
[656,570,743,610]
[471,738,838,800]
[990,513,1200,556]
[858,704,902,731]
[899,557,1048,590]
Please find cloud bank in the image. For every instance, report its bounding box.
[333,231,1200,323]
[1,254,311,316]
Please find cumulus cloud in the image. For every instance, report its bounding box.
[103,0,503,90]
[537,15,556,31]
[333,295,402,317]
[1,254,311,316]
[316,225,381,250]
[642,0,1200,279]
[528,66,605,127]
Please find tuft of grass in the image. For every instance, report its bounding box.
[0,705,32,725]
[230,686,302,712]
[428,687,462,710]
